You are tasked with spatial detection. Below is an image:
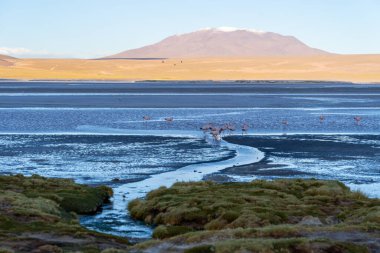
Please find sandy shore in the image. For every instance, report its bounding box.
[1,55,380,83]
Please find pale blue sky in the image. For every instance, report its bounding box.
[1,0,379,58]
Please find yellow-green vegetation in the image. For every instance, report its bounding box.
[0,174,113,214]
[1,175,379,252]
[0,174,130,253]
[128,179,380,252]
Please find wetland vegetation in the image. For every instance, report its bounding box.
[1,175,379,252]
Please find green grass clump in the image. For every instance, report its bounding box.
[184,245,215,253]
[129,179,379,252]
[128,179,380,231]
[0,174,113,214]
[153,225,194,239]
[213,238,370,253]
[0,174,129,253]
[0,248,14,253]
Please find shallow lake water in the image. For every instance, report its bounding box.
[1,81,379,239]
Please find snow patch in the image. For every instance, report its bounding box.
[200,27,266,34]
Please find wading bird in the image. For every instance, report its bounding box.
[164,117,173,122]
[242,123,249,135]
[282,120,289,135]
[143,116,151,121]
[142,115,151,128]
[210,127,223,142]
[200,123,213,133]
[354,116,362,125]
[227,123,236,135]
[211,131,222,141]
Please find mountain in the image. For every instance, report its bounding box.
[106,27,330,58]
[0,54,16,60]
[0,54,16,66]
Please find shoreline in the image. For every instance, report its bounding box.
[1,79,379,85]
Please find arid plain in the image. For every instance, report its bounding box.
[1,54,380,83]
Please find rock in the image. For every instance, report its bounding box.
[298,216,323,226]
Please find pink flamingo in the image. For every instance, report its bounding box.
[319,115,325,123]
[143,115,151,121]
[354,116,362,125]
[210,127,223,142]
[221,124,229,136]
[143,115,151,127]
[211,130,222,142]
[200,123,213,133]
[281,120,289,135]
[227,123,236,135]
[164,117,173,122]
[242,123,249,135]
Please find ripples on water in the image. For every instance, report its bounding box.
[0,134,234,184]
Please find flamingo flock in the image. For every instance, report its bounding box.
[139,114,364,142]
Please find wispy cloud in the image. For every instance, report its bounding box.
[0,47,32,55]
[0,47,63,58]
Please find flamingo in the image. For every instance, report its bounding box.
[242,123,249,135]
[210,130,220,140]
[354,116,362,125]
[210,127,223,142]
[220,124,229,136]
[200,123,213,133]
[227,123,236,135]
[143,115,151,121]
[143,116,151,128]
[210,126,220,132]
[281,120,289,135]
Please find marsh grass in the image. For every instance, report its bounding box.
[128,179,379,252]
[153,225,194,239]
[0,174,113,214]
[129,179,380,231]
[0,174,129,253]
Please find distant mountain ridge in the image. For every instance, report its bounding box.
[106,27,330,58]
[0,54,16,59]
[0,54,15,66]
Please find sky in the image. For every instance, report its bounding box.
[1,0,379,58]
